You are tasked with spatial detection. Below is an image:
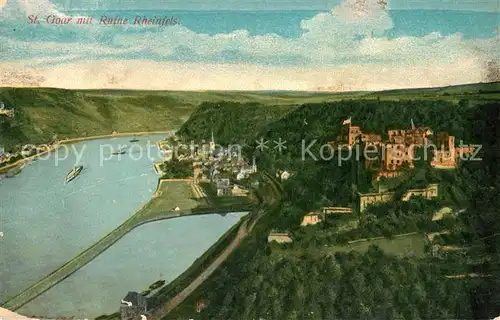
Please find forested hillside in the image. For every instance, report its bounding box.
[168,97,500,319]
[176,101,295,145]
[1,81,498,150]
[178,98,486,227]
[0,88,197,149]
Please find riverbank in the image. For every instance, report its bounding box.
[109,213,248,320]
[0,145,58,173]
[150,172,282,319]
[0,130,174,174]
[94,216,248,320]
[57,130,174,145]
[2,176,252,311]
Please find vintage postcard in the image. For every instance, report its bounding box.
[0,0,499,319]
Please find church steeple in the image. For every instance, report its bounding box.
[209,130,215,152]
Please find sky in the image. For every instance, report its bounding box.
[46,0,500,12]
[0,0,498,91]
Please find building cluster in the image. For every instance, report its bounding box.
[359,183,439,212]
[294,120,472,228]
[120,291,148,320]
[160,132,258,196]
[332,120,475,180]
[0,143,52,166]
[301,207,353,226]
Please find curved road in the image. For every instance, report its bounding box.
[150,218,251,319]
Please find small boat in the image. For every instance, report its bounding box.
[129,137,139,143]
[112,147,127,155]
[65,165,83,183]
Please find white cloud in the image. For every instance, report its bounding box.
[2,0,66,18]
[2,0,90,20]
[0,58,487,91]
[0,0,498,90]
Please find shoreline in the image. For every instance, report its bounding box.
[1,176,227,311]
[0,130,174,173]
[3,174,276,316]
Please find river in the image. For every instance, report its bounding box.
[17,212,246,319]
[0,134,245,317]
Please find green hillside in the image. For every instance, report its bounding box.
[1,81,498,150]
[176,101,295,145]
[0,88,194,150]
[177,96,489,229]
[166,91,500,319]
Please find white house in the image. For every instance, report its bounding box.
[216,178,231,196]
[20,145,35,157]
[280,170,290,181]
[237,156,257,178]
[268,232,293,244]
[236,171,246,180]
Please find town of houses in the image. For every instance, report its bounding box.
[157,133,292,198]
[0,143,53,167]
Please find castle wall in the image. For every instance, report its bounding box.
[301,214,322,226]
[348,126,362,146]
[359,191,394,212]
[268,233,293,243]
[384,143,416,170]
[359,184,438,212]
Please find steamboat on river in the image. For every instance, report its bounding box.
[65,165,83,183]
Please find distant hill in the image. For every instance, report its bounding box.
[178,82,500,150]
[0,81,498,149]
[366,81,500,97]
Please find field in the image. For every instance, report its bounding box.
[137,180,200,221]
[324,233,427,258]
[138,180,255,221]
[272,233,427,259]
[196,181,256,212]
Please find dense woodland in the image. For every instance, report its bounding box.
[176,101,294,146]
[167,99,500,319]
